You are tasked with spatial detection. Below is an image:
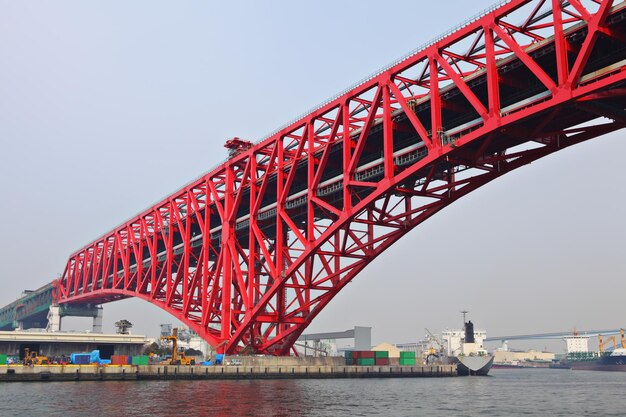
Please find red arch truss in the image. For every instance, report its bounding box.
[57,0,626,354]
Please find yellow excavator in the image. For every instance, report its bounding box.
[160,328,195,365]
[23,348,49,365]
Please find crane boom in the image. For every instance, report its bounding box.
[599,334,617,353]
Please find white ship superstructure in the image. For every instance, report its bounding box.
[442,327,487,356]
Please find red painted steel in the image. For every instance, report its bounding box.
[56,0,626,355]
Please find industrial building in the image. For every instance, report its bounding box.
[493,350,555,364]
[0,330,147,361]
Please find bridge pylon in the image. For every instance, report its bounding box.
[46,304,103,333]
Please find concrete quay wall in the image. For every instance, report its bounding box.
[0,364,457,382]
[138,364,457,379]
[0,364,137,381]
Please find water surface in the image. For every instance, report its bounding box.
[2,368,625,416]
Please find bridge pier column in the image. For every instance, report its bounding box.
[46,305,62,332]
[92,307,103,333]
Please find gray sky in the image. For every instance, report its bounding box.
[1,1,624,353]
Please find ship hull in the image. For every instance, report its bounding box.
[448,355,494,376]
[571,363,626,371]
[569,355,626,372]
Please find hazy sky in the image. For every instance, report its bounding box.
[1,1,624,352]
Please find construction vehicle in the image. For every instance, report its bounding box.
[23,348,49,365]
[160,327,195,365]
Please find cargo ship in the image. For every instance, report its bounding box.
[451,320,494,376]
[569,349,626,371]
[565,330,626,372]
[440,316,494,376]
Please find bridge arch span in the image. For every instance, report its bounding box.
[57,0,626,354]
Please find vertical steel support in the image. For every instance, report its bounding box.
[552,0,569,86]
[429,56,442,145]
[342,100,352,211]
[221,166,234,344]
[485,26,501,118]
[276,136,285,333]
[383,84,394,179]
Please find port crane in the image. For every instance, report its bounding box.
[599,329,626,353]
[424,328,446,363]
[160,327,195,365]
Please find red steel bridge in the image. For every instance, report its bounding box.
[3,0,626,354]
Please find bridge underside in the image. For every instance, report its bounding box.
[54,0,626,354]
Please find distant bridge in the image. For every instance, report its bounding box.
[3,0,626,355]
[485,329,624,342]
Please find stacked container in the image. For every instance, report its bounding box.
[110,355,129,365]
[399,351,416,366]
[0,354,7,365]
[355,351,375,366]
[131,355,149,365]
[344,351,354,366]
[375,350,390,366]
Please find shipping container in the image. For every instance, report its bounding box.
[374,351,389,359]
[345,358,354,366]
[131,355,149,366]
[399,351,416,358]
[375,358,390,366]
[399,358,417,366]
[110,355,129,365]
[0,354,7,365]
[344,351,353,359]
[360,351,375,359]
[357,358,376,366]
[70,353,91,365]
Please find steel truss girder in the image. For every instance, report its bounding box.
[55,0,626,354]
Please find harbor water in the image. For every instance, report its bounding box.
[2,368,626,416]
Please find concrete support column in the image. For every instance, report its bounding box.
[354,326,372,350]
[47,305,62,332]
[92,306,103,333]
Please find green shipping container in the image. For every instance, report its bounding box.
[131,355,149,366]
[399,351,416,358]
[0,354,6,365]
[374,351,389,358]
[399,358,417,366]
[357,358,376,366]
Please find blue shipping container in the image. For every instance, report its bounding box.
[71,353,91,365]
